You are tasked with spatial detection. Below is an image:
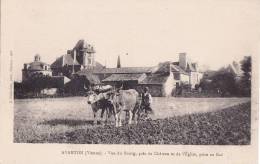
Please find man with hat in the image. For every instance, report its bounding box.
[141,87,153,117]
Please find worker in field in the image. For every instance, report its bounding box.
[141,87,153,118]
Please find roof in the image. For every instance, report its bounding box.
[82,73,101,84]
[26,61,50,71]
[140,74,169,84]
[228,61,242,75]
[95,67,154,74]
[172,61,197,73]
[172,62,179,65]
[187,63,196,72]
[51,54,80,68]
[102,73,146,82]
[154,61,194,75]
[171,65,189,75]
[76,64,105,75]
[154,61,171,74]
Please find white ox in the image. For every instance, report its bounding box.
[87,88,141,127]
[110,89,141,127]
[87,91,114,125]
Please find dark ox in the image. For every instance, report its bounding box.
[110,89,141,127]
[87,91,114,125]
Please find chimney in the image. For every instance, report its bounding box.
[117,55,121,68]
[179,53,187,70]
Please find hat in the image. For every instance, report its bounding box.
[144,87,149,92]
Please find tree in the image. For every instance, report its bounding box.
[239,56,251,96]
[211,72,237,96]
[22,73,53,95]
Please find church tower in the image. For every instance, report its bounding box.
[73,40,96,69]
[82,43,95,69]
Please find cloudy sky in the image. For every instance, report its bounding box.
[3,0,260,81]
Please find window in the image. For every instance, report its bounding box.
[174,73,180,80]
[88,58,92,65]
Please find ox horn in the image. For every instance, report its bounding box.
[84,84,88,90]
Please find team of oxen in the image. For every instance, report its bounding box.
[86,85,145,127]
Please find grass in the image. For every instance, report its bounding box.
[14,98,251,145]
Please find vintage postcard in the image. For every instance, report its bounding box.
[0,0,259,163]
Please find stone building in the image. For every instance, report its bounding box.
[51,40,103,78]
[76,52,203,97]
[171,53,203,88]
[22,54,52,82]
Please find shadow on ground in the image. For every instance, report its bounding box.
[39,119,104,126]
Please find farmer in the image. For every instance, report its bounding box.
[141,87,153,116]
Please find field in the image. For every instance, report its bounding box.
[14,97,250,144]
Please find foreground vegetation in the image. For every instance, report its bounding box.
[18,102,250,145]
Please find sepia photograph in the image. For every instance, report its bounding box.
[1,0,259,163]
[13,47,252,145]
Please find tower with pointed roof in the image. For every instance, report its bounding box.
[117,55,121,68]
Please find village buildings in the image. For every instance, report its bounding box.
[21,40,203,97]
[76,52,203,96]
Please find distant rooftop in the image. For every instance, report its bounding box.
[102,73,146,82]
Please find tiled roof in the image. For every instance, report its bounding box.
[140,74,169,84]
[154,61,171,74]
[76,63,105,75]
[102,73,146,82]
[51,54,80,68]
[95,67,154,74]
[27,61,50,71]
[155,61,194,75]
[171,65,189,75]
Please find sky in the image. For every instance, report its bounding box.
[3,0,260,81]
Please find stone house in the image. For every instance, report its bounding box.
[171,53,203,88]
[22,54,52,82]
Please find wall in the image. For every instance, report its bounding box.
[189,72,203,88]
[163,73,174,96]
[180,73,189,84]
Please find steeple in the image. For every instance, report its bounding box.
[117,55,121,68]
